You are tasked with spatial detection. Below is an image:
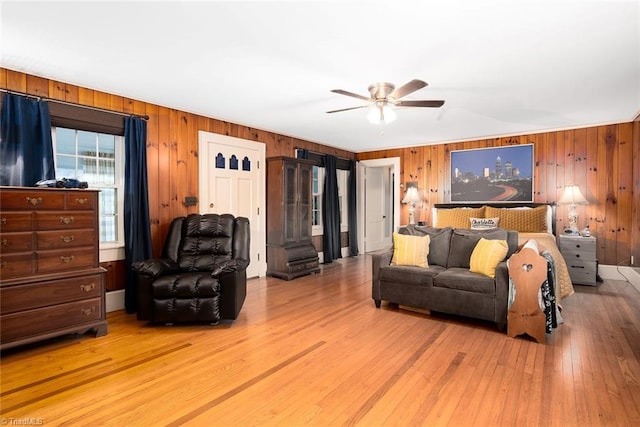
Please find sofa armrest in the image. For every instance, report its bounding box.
[132,258,180,280]
[217,269,247,320]
[494,261,510,331]
[371,247,393,303]
[132,258,179,321]
[211,259,248,277]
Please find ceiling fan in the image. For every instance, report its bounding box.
[327,79,445,124]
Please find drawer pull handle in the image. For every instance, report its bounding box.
[0,261,6,268]
[571,265,585,269]
[26,196,43,205]
[60,235,75,243]
[1,238,7,246]
[60,255,75,263]
[81,307,95,316]
[80,283,96,292]
[59,216,75,225]
[76,198,88,204]
[1,218,6,224]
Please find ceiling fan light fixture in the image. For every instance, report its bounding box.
[367,102,396,125]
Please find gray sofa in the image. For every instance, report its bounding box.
[371,225,518,331]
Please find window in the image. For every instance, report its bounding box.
[312,165,323,235]
[337,169,349,232]
[312,166,349,235]
[52,127,125,249]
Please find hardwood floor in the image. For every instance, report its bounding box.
[2,256,639,426]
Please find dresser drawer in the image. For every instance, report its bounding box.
[566,260,597,285]
[560,248,596,262]
[558,237,596,253]
[1,190,65,210]
[36,211,95,230]
[1,231,34,252]
[0,253,35,278]
[0,297,103,342]
[1,273,103,313]
[37,248,97,273]
[37,229,96,249]
[66,193,96,210]
[0,212,33,232]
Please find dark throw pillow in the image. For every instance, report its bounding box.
[400,225,453,267]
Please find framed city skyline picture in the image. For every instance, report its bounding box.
[450,144,534,203]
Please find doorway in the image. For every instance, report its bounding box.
[357,157,401,254]
[198,130,266,278]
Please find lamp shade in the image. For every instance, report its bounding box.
[559,185,588,205]
[402,186,421,204]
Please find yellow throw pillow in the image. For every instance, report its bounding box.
[469,238,508,278]
[435,206,485,228]
[485,205,547,232]
[391,233,431,268]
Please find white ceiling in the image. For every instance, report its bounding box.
[2,1,639,153]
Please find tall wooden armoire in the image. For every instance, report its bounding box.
[266,157,320,280]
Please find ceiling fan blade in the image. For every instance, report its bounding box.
[395,100,445,108]
[390,79,428,99]
[331,89,371,102]
[326,105,370,114]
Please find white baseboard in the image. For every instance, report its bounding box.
[598,265,640,294]
[317,247,353,265]
[106,289,125,312]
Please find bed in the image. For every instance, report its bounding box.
[432,203,574,300]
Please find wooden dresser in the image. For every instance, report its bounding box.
[0,187,107,350]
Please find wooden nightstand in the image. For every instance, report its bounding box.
[557,234,597,286]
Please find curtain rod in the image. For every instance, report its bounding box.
[295,146,353,163]
[0,88,150,121]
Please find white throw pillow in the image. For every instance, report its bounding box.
[470,217,500,230]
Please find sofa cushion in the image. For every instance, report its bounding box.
[470,238,509,278]
[391,233,430,268]
[447,228,509,268]
[400,225,453,267]
[379,264,444,287]
[435,206,485,228]
[433,268,496,295]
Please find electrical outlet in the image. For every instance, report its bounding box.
[184,196,198,207]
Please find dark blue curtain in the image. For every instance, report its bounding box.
[0,93,55,186]
[124,117,153,314]
[322,155,341,263]
[348,160,359,256]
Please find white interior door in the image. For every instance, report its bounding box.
[357,158,400,255]
[364,166,393,252]
[198,131,266,278]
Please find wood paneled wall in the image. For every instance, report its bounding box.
[358,123,640,267]
[0,69,355,260]
[2,68,637,267]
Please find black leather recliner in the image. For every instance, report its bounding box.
[132,214,250,324]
